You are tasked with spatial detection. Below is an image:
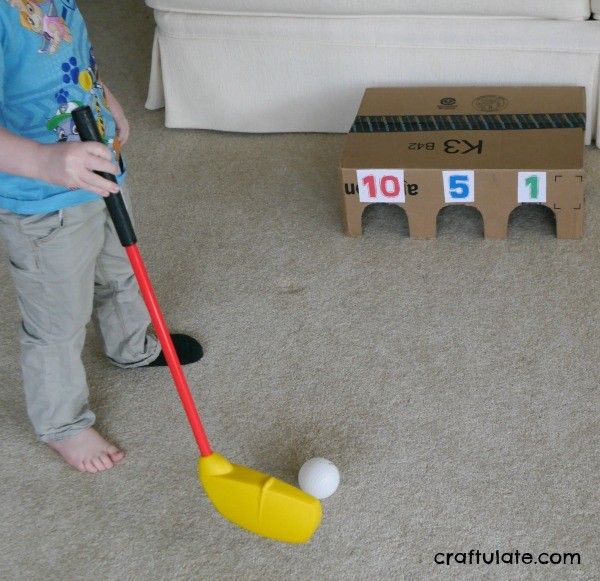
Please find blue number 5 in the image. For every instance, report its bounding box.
[449,175,470,199]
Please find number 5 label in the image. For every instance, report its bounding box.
[518,172,546,203]
[443,171,475,203]
[357,169,406,204]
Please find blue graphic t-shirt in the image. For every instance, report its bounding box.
[0,0,124,214]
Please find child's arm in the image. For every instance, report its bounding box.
[102,83,129,146]
[0,127,120,197]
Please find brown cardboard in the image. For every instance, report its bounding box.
[340,87,586,239]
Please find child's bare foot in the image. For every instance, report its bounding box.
[46,428,125,473]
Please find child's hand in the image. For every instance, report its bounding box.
[39,141,121,198]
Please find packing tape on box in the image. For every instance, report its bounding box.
[350,113,586,133]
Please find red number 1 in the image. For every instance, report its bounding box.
[362,175,378,198]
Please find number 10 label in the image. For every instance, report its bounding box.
[443,171,475,203]
[518,172,546,203]
[357,169,406,204]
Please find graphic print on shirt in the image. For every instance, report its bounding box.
[9,0,72,54]
[57,0,78,21]
[48,47,108,143]
[47,99,82,141]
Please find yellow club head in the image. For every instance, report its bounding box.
[198,453,322,544]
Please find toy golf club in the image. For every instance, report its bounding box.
[72,106,322,544]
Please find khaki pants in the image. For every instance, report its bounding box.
[0,189,159,442]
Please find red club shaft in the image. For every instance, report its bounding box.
[126,244,212,457]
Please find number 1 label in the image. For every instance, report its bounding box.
[518,172,546,203]
[443,171,475,203]
[357,169,406,204]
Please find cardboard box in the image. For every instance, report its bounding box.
[339,87,586,239]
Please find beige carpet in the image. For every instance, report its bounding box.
[0,2,598,579]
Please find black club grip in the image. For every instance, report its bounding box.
[71,106,136,247]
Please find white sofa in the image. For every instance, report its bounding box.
[145,1,600,145]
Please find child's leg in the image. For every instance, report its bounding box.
[93,186,161,367]
[0,202,123,471]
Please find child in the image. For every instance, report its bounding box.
[0,1,203,473]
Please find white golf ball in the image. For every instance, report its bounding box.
[298,457,340,499]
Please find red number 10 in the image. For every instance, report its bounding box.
[362,175,401,198]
